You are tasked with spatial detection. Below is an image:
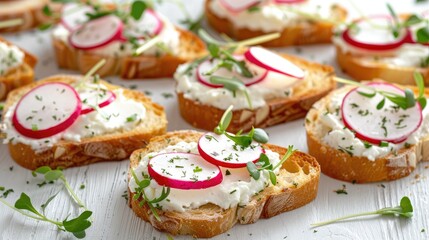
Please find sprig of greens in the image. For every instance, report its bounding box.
[0,167,92,239]
[214,105,269,148]
[247,146,296,185]
[312,196,413,227]
[131,169,170,221]
[335,72,427,110]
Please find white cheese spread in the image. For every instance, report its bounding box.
[0,42,24,76]
[129,141,281,212]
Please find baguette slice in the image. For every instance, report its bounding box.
[53,27,207,79]
[0,37,37,100]
[336,46,429,85]
[305,84,429,183]
[128,130,320,238]
[205,0,347,47]
[3,75,167,170]
[0,0,61,33]
[178,54,336,132]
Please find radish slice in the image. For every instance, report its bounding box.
[342,15,411,51]
[69,15,125,50]
[61,3,94,31]
[80,89,116,115]
[198,132,265,168]
[219,0,261,13]
[341,82,422,144]
[274,0,306,4]
[148,153,223,190]
[12,82,82,139]
[197,58,268,88]
[124,9,164,38]
[244,47,305,79]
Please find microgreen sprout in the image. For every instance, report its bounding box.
[0,166,92,239]
[312,196,413,227]
[0,19,23,29]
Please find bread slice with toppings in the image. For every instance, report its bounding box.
[128,130,320,238]
[0,37,37,100]
[0,0,61,33]
[2,75,167,170]
[177,54,336,132]
[205,0,347,47]
[305,84,429,183]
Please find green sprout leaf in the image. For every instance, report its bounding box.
[14,193,41,216]
[246,162,260,180]
[376,98,385,110]
[63,211,92,236]
[130,1,147,20]
[218,105,233,133]
[253,128,269,143]
[269,171,277,185]
[358,91,376,98]
[416,27,429,43]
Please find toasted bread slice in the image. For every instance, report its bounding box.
[2,75,167,170]
[336,46,429,85]
[128,130,320,238]
[52,27,207,79]
[0,0,61,33]
[0,37,37,100]
[205,0,347,47]
[177,54,336,132]
[305,84,429,183]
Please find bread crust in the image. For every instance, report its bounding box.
[0,0,61,33]
[305,84,429,183]
[3,75,167,170]
[0,37,37,100]
[52,27,207,79]
[128,131,320,238]
[205,0,347,47]
[177,54,336,132]
[336,46,429,85]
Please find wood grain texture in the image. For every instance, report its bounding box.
[1,0,429,239]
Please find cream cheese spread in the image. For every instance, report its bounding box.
[0,42,24,76]
[129,141,281,212]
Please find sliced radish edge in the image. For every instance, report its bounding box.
[125,9,164,39]
[80,90,116,115]
[219,0,261,13]
[341,82,423,144]
[148,152,223,190]
[61,3,94,32]
[12,82,82,139]
[198,132,265,168]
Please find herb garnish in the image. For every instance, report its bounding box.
[312,196,413,227]
[334,184,348,194]
[0,167,92,239]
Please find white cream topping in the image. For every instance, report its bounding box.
[175,63,296,110]
[3,86,146,152]
[129,141,281,212]
[52,13,180,56]
[317,91,429,161]
[0,42,24,76]
[209,0,336,32]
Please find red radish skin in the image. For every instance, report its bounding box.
[80,90,116,115]
[197,58,268,88]
[12,82,82,139]
[61,3,94,31]
[341,82,422,144]
[274,0,306,4]
[125,9,164,39]
[148,153,223,190]
[219,0,261,13]
[198,133,265,168]
[244,47,305,79]
[69,15,126,50]
[342,15,412,51]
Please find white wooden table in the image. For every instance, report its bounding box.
[1,0,429,239]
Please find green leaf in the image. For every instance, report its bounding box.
[14,193,41,216]
[404,89,416,108]
[416,27,429,43]
[41,192,60,215]
[258,153,272,169]
[130,1,147,20]
[33,166,52,175]
[225,132,253,148]
[63,211,93,233]
[253,128,269,143]
[418,97,427,109]
[376,98,385,110]
[358,90,376,98]
[138,179,151,189]
[414,72,425,98]
[404,14,422,26]
[42,5,53,16]
[386,95,408,109]
[218,105,233,132]
[72,231,86,239]
[400,196,413,213]
[44,170,64,181]
[246,162,260,180]
[269,171,277,185]
[207,43,220,58]
[149,187,170,204]
[38,23,52,31]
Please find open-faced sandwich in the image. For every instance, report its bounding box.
[0,0,61,33]
[0,37,37,100]
[128,107,320,238]
[334,9,429,84]
[205,0,347,47]
[52,1,206,79]
[305,74,429,183]
[0,63,167,170]
[175,32,336,132]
